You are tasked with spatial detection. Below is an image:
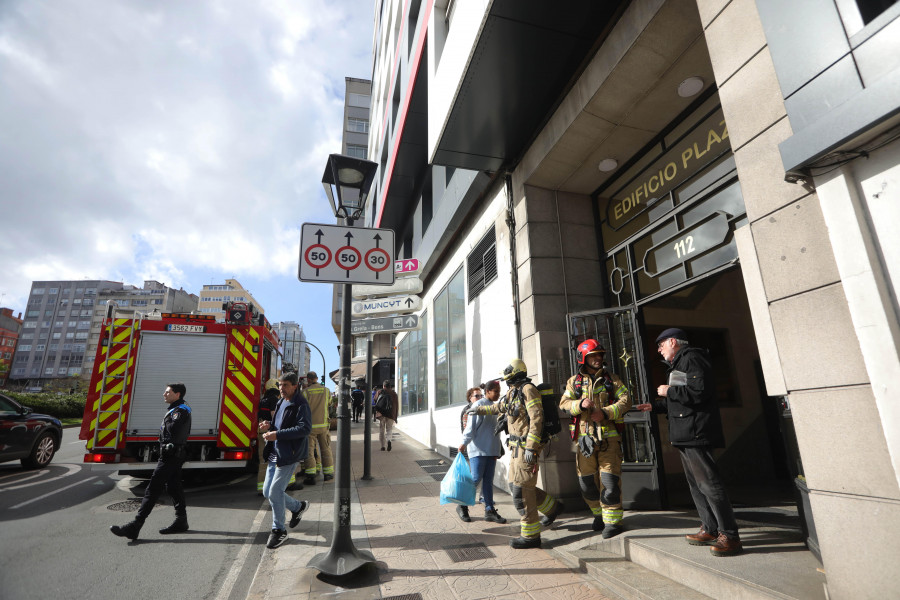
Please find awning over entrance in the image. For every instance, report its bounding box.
[328,362,369,385]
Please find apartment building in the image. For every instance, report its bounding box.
[197,278,263,322]
[368,1,900,597]
[83,280,198,379]
[10,280,123,387]
[271,321,311,375]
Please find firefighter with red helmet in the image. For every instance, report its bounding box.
[560,339,631,538]
[469,358,563,549]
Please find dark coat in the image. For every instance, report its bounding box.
[653,347,725,448]
[263,391,312,466]
[160,400,192,446]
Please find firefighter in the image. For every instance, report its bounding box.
[560,339,632,538]
[469,359,563,549]
[300,371,334,485]
[110,383,191,540]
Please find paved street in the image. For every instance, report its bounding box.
[0,427,266,600]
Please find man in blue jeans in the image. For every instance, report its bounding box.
[259,372,312,549]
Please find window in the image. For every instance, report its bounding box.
[132,300,148,306]
[27,311,39,318]
[65,333,74,340]
[18,345,32,351]
[52,333,61,340]
[49,287,58,294]
[75,332,88,340]
[346,144,367,159]
[21,333,33,340]
[36,344,46,351]
[44,368,53,375]
[55,321,63,328]
[433,268,466,409]
[78,321,90,329]
[353,336,367,358]
[68,368,80,376]
[347,117,369,133]
[347,93,371,108]
[153,299,163,305]
[467,226,498,301]
[58,368,67,375]
[73,298,81,305]
[398,310,428,415]
[24,322,36,329]
[81,310,91,316]
[33,288,45,295]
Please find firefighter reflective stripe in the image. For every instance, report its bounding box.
[218,327,260,449]
[521,520,542,538]
[590,506,603,516]
[537,495,557,515]
[603,508,623,524]
[85,319,140,450]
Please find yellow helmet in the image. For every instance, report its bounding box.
[265,378,279,391]
[501,358,528,382]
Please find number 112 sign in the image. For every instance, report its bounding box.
[298,223,395,285]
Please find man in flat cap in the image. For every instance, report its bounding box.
[635,328,742,556]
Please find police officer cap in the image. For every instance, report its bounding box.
[656,328,688,344]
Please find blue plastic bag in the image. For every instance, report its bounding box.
[439,453,476,506]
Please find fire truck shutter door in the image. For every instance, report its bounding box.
[128,332,228,436]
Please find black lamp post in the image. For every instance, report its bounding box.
[308,153,378,577]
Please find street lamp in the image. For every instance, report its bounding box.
[308,153,378,578]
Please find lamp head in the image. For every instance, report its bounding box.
[322,154,378,220]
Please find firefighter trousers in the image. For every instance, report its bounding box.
[302,428,334,476]
[575,436,623,525]
[508,448,559,539]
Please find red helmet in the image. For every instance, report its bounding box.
[576,339,605,364]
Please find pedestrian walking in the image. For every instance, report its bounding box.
[260,372,312,549]
[375,380,398,451]
[351,379,365,423]
[457,382,507,524]
[635,328,742,556]
[110,383,191,540]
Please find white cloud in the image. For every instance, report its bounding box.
[0,0,373,312]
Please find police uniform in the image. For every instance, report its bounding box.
[560,367,631,533]
[479,378,561,547]
[134,398,192,525]
[301,382,334,482]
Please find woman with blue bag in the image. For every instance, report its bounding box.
[457,383,507,524]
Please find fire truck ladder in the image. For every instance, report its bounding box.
[92,315,138,449]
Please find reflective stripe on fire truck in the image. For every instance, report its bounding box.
[218,327,261,449]
[86,319,140,450]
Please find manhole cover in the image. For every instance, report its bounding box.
[421,465,449,474]
[107,498,165,512]
[443,543,495,563]
[431,474,446,482]
[415,459,445,466]
[383,594,423,600]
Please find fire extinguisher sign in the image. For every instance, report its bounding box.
[298,223,396,285]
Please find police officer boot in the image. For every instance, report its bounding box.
[159,516,189,534]
[509,535,541,549]
[110,518,144,540]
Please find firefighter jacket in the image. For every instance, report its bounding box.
[560,367,631,441]
[305,383,330,431]
[478,381,544,452]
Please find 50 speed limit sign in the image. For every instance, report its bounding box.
[298,223,395,285]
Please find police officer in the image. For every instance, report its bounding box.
[470,359,563,549]
[560,339,631,538]
[110,382,192,540]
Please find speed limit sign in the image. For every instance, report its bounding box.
[298,223,395,285]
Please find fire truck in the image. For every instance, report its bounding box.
[79,301,280,474]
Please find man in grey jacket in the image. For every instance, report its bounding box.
[458,382,507,524]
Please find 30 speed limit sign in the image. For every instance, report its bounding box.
[298,223,395,285]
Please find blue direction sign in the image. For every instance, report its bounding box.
[298,223,395,285]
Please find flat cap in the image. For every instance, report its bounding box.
[656,328,688,344]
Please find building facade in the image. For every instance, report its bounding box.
[197,278,263,322]
[83,280,198,379]
[10,280,123,388]
[271,321,311,376]
[369,0,900,597]
[0,308,24,387]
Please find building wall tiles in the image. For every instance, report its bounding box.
[715,49,786,150]
[702,0,766,84]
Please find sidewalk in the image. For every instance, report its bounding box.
[246,423,616,600]
[245,424,825,600]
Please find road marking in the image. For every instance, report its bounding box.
[10,476,97,509]
[0,464,80,491]
[214,500,269,600]
[0,469,48,485]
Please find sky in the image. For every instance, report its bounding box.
[0,1,375,384]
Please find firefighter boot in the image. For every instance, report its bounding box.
[110,518,144,540]
[509,535,541,549]
[159,516,189,534]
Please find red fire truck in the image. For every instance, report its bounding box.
[79,302,280,473]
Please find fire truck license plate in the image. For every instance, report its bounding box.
[167,324,206,333]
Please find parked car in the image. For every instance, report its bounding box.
[0,393,62,468]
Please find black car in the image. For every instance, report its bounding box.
[0,393,62,468]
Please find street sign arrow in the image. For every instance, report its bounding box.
[350,314,421,335]
[352,277,423,298]
[395,259,420,275]
[351,295,421,316]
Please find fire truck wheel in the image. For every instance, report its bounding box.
[22,431,58,469]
